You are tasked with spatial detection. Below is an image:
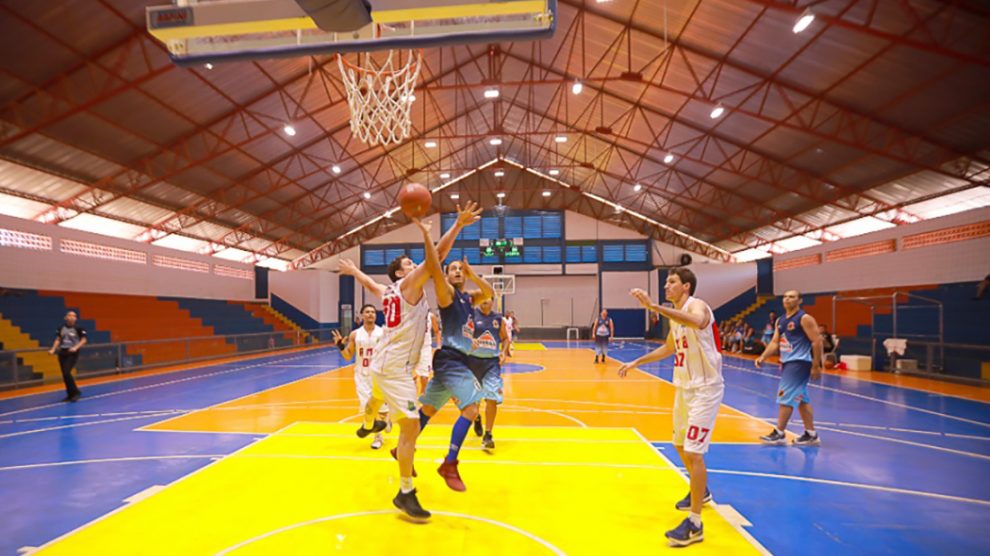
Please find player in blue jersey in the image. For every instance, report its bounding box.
[468,298,510,450]
[416,218,494,491]
[756,290,824,446]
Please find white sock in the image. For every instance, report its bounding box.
[806,429,816,436]
[689,512,702,527]
[400,477,414,493]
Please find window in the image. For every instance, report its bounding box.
[503,216,522,238]
[542,245,562,263]
[445,247,463,264]
[603,244,625,263]
[383,248,406,264]
[543,212,562,238]
[566,243,598,263]
[625,243,648,263]
[153,255,209,273]
[463,247,481,264]
[523,246,542,263]
[601,241,650,264]
[523,215,542,238]
[214,264,253,280]
[481,216,499,239]
[0,228,52,251]
[408,247,425,264]
[60,239,146,264]
[363,248,385,266]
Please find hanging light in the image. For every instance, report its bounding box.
[709,105,725,119]
[362,192,371,200]
[571,81,583,95]
[489,137,503,146]
[450,193,460,200]
[484,88,500,99]
[549,169,561,176]
[554,135,568,143]
[793,9,815,34]
[664,153,675,164]
[494,170,505,177]
[542,190,552,197]
[331,164,342,174]
[283,124,296,136]
[424,140,438,148]
[633,183,642,192]
[440,172,450,179]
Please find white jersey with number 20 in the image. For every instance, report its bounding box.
[371,277,428,377]
[669,296,723,390]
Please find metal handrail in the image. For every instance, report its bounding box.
[0,327,336,390]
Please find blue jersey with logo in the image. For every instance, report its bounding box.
[440,288,475,355]
[594,317,612,338]
[470,309,503,359]
[778,310,813,363]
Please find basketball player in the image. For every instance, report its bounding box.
[616,268,723,547]
[593,309,614,364]
[338,203,481,515]
[468,297,510,450]
[413,311,441,394]
[416,219,494,492]
[332,304,389,450]
[756,290,824,446]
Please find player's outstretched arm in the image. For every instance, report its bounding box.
[332,329,357,360]
[436,201,482,261]
[461,258,494,306]
[616,341,675,378]
[631,288,709,329]
[413,218,454,308]
[338,258,387,300]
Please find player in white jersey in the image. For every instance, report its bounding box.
[413,311,441,394]
[336,201,482,521]
[332,304,389,449]
[617,268,724,547]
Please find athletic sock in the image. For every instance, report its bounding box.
[419,409,431,431]
[806,429,816,437]
[689,512,702,527]
[400,477,414,494]
[446,416,472,462]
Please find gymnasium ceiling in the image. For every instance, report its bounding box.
[1,0,989,268]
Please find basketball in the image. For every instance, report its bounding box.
[398,182,432,219]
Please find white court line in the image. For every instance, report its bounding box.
[31,422,297,552]
[751,418,990,442]
[270,432,644,444]
[499,404,588,427]
[706,468,990,508]
[628,427,772,556]
[724,362,990,429]
[0,349,334,419]
[816,425,990,461]
[0,409,193,424]
[215,510,567,556]
[136,360,352,431]
[0,413,182,439]
[234,451,675,471]
[0,454,225,472]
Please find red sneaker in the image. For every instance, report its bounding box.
[390,447,417,477]
[437,460,466,492]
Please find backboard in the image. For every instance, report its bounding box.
[147,0,558,66]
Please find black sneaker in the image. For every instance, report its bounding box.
[473,416,483,437]
[759,428,787,445]
[793,431,821,446]
[68,393,81,402]
[674,488,712,511]
[393,489,431,521]
[356,420,387,438]
[482,432,495,450]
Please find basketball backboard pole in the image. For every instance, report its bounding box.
[147,0,557,67]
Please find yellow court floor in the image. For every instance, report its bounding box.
[37,423,765,555]
[145,348,774,443]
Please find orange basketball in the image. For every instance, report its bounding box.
[398,182,432,219]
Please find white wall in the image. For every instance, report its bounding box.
[688,261,757,309]
[0,214,255,300]
[565,211,645,240]
[603,271,653,308]
[269,268,339,323]
[507,275,597,327]
[774,207,990,293]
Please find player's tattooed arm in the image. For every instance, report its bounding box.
[436,201,482,260]
[413,218,455,308]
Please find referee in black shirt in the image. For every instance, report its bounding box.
[48,311,87,402]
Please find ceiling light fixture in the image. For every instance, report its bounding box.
[496,192,506,198]
[494,170,505,177]
[489,137,503,146]
[793,9,815,33]
[484,88,500,99]
[542,190,552,197]
[633,183,642,192]
[331,164,342,174]
[204,63,214,70]
[710,105,725,119]
[362,192,371,199]
[283,124,296,136]
[424,140,438,148]
[450,193,460,200]
[554,135,568,143]
[571,81,583,95]
[440,172,450,179]
[549,169,560,176]
[664,153,675,164]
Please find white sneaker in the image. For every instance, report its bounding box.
[371,434,384,450]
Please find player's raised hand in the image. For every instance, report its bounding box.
[456,201,482,227]
[630,288,652,308]
[331,329,344,343]
[338,258,359,276]
[617,362,632,378]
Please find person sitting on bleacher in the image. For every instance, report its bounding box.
[819,324,840,368]
[762,311,777,345]
[742,325,764,355]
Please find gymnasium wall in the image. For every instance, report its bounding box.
[690,261,758,310]
[268,268,339,327]
[0,214,255,300]
[774,207,990,293]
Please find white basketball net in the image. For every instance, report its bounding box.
[337,50,423,147]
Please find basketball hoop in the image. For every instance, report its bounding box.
[337,49,423,146]
[484,274,515,314]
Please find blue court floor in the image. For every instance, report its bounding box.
[2,342,989,555]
